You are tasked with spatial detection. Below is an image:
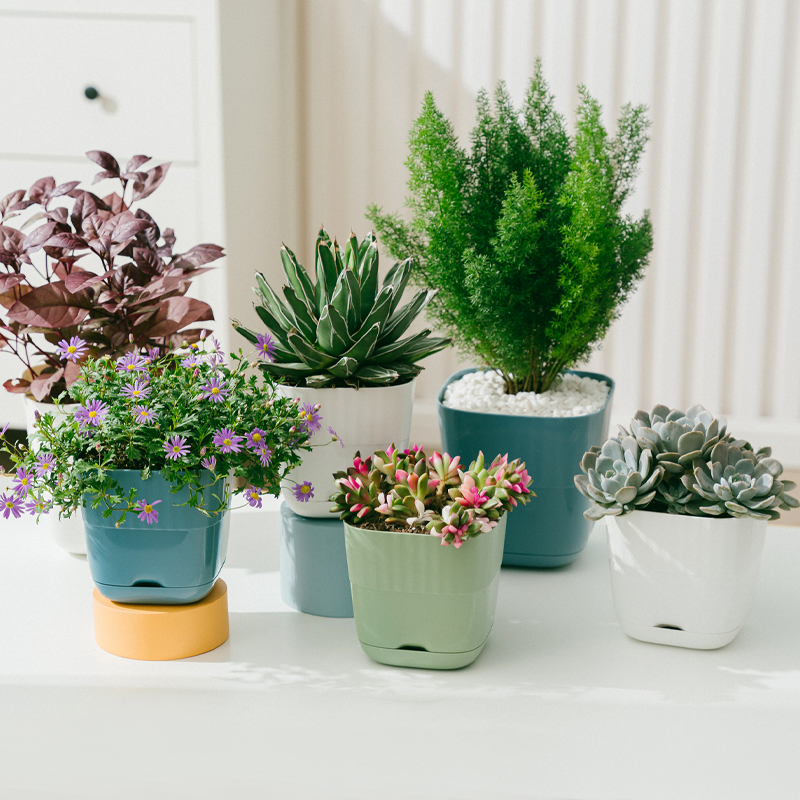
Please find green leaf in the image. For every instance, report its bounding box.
[305,373,337,388]
[353,364,400,385]
[255,273,295,332]
[341,322,380,363]
[371,330,449,365]
[378,288,436,346]
[282,284,317,341]
[382,257,413,314]
[252,303,292,351]
[356,285,393,339]
[316,241,338,312]
[328,356,359,378]
[318,303,352,356]
[286,330,336,369]
[343,270,361,333]
[280,245,316,310]
[330,271,350,322]
[359,242,379,320]
[344,231,360,274]
[260,361,318,379]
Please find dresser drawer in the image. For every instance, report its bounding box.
[0,14,196,161]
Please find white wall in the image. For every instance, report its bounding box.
[224,0,800,465]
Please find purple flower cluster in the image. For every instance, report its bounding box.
[75,400,109,428]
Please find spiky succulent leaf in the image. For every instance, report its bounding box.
[281,245,316,310]
[252,229,451,387]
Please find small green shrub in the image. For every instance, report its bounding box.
[368,61,653,394]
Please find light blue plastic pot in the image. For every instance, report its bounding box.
[280,503,354,618]
[82,470,230,604]
[437,368,614,568]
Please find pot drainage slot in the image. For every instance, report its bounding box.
[398,645,428,652]
[132,581,164,588]
[655,624,684,631]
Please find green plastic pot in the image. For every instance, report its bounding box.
[343,515,507,670]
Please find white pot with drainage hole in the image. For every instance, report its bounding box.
[605,510,766,650]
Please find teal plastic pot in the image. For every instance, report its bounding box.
[437,368,614,568]
[82,470,230,605]
[280,503,354,618]
[343,515,506,670]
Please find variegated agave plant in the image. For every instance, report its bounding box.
[577,404,799,521]
[234,228,450,388]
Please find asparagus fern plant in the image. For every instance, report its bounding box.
[233,228,450,388]
[368,61,653,395]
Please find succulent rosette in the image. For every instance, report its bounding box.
[330,446,534,548]
[576,404,799,521]
[0,336,339,525]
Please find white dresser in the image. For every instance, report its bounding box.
[0,0,227,429]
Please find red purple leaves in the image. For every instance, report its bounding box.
[6,283,91,328]
[132,163,170,201]
[22,222,58,254]
[63,268,107,293]
[142,296,214,337]
[171,243,225,269]
[86,150,120,176]
[29,368,64,402]
[2,377,31,394]
[0,274,25,293]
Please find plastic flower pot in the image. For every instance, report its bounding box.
[437,368,614,568]
[82,469,230,605]
[276,380,415,519]
[605,510,767,649]
[24,397,86,554]
[343,515,507,669]
[280,502,353,617]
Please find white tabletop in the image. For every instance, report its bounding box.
[1,502,799,800]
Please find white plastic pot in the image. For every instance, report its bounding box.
[605,510,766,649]
[23,396,86,555]
[276,379,415,518]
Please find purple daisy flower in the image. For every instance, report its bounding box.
[213,428,243,454]
[35,452,56,477]
[1,491,24,519]
[122,380,151,401]
[116,352,147,374]
[134,498,162,525]
[199,377,230,402]
[255,445,273,467]
[328,426,345,448]
[163,434,190,461]
[200,455,217,471]
[148,347,160,360]
[292,481,314,502]
[181,353,201,368]
[246,428,268,450]
[299,403,322,434]
[246,485,262,509]
[56,336,88,363]
[75,399,109,428]
[24,494,51,516]
[132,405,156,425]
[12,467,34,497]
[256,332,276,362]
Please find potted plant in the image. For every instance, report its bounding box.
[330,445,534,669]
[575,405,799,649]
[368,62,652,567]
[0,335,329,604]
[233,227,450,518]
[0,150,224,552]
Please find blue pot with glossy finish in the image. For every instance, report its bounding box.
[280,503,354,618]
[437,368,614,568]
[82,469,230,604]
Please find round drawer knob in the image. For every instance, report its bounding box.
[84,86,100,100]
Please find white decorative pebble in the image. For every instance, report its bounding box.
[443,371,610,417]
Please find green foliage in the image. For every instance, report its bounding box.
[234,229,450,388]
[368,61,653,394]
[0,341,317,525]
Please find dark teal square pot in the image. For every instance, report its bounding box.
[437,369,614,568]
[280,503,354,618]
[82,470,230,605]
